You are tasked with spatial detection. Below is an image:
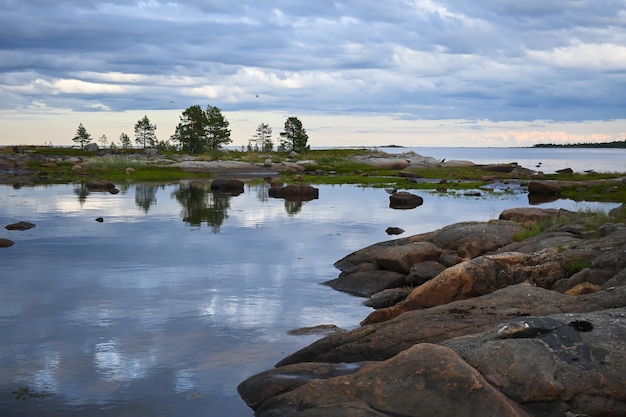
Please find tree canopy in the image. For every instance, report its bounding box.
[72,123,92,149]
[249,123,273,152]
[278,117,309,153]
[171,105,232,154]
[119,132,131,148]
[134,115,157,148]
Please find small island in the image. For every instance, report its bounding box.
[533,139,626,148]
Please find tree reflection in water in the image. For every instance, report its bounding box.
[284,199,303,215]
[172,182,233,233]
[135,183,158,213]
[73,182,89,205]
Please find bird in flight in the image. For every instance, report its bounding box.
[170,100,175,104]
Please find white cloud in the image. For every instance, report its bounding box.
[527,41,626,70]
[1,1,625,145]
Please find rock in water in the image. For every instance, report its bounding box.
[5,221,35,230]
[389,191,423,209]
[0,238,15,247]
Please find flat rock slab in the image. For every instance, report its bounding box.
[242,343,531,417]
[323,270,407,297]
[241,288,626,417]
[171,160,278,175]
[276,284,626,366]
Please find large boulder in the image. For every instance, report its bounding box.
[269,184,319,201]
[241,344,531,417]
[242,287,626,417]
[362,251,566,324]
[528,180,562,195]
[443,310,626,417]
[86,180,116,192]
[388,191,423,209]
[375,241,441,274]
[239,203,626,417]
[275,285,626,366]
[499,207,569,224]
[405,260,446,286]
[210,178,244,194]
[430,220,525,258]
[84,143,99,152]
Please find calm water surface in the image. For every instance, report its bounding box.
[380,146,626,173]
[0,178,621,416]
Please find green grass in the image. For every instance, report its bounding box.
[82,155,148,170]
[564,258,591,276]
[513,208,623,242]
[559,181,626,203]
[513,224,546,242]
[6,146,626,203]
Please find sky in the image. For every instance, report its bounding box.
[1,0,625,148]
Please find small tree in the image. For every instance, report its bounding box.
[119,132,131,149]
[278,117,309,153]
[156,139,178,152]
[134,115,157,148]
[205,105,232,151]
[72,123,92,149]
[250,123,273,152]
[98,134,108,148]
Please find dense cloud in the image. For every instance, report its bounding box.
[1,0,625,123]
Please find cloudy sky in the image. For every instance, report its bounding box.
[1,0,625,148]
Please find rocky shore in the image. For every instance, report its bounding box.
[238,207,626,417]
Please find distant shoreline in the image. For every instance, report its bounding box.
[532,140,626,149]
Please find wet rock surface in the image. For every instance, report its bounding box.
[239,208,626,417]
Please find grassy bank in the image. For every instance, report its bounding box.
[3,146,626,203]
[514,208,626,242]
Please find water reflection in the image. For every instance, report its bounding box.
[172,182,232,232]
[94,339,157,382]
[73,182,89,205]
[135,184,158,212]
[0,182,620,417]
[62,179,321,225]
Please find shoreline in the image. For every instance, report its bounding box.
[2,146,626,205]
[238,207,626,417]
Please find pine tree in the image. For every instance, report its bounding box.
[251,123,273,152]
[205,105,232,151]
[119,132,131,148]
[171,105,209,154]
[134,115,157,148]
[72,123,92,149]
[279,117,309,153]
[171,105,231,154]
